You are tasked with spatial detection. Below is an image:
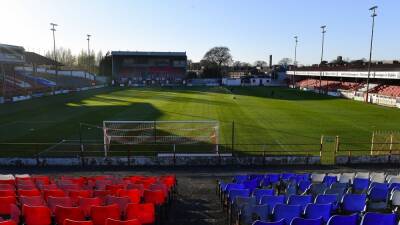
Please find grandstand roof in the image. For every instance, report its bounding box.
[111,51,186,57]
[25,52,63,66]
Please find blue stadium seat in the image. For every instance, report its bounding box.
[353,178,370,193]
[324,187,346,203]
[294,174,310,182]
[367,186,389,211]
[315,194,339,212]
[243,179,260,193]
[342,194,367,214]
[253,188,274,203]
[327,214,358,225]
[369,182,388,189]
[272,204,302,225]
[322,176,337,187]
[285,184,298,199]
[234,175,249,183]
[388,183,400,192]
[298,180,311,194]
[360,212,397,225]
[240,204,269,225]
[330,182,349,190]
[287,195,313,211]
[232,196,257,216]
[224,183,246,194]
[252,219,285,225]
[228,189,251,204]
[260,195,285,215]
[263,174,281,187]
[304,203,331,223]
[281,173,296,181]
[308,183,328,198]
[290,217,323,225]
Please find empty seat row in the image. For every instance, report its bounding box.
[219,172,400,225]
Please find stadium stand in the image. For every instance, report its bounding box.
[0,174,176,225]
[296,79,366,92]
[218,172,400,225]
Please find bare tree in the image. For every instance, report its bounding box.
[278,58,293,67]
[45,47,76,66]
[254,60,268,68]
[202,46,232,77]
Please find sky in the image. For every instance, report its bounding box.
[1,0,399,65]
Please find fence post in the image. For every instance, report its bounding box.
[127,148,131,167]
[35,143,40,167]
[231,121,235,155]
[262,145,266,166]
[319,135,324,157]
[370,131,375,156]
[335,136,340,164]
[173,144,176,166]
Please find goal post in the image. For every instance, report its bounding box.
[103,120,219,156]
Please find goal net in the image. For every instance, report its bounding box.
[103,120,219,156]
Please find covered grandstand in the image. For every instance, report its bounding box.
[0,43,102,103]
[109,51,187,86]
[287,62,400,108]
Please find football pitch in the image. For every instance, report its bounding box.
[0,86,399,156]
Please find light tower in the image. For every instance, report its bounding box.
[293,36,298,88]
[87,34,91,74]
[365,6,378,103]
[50,23,58,93]
[319,25,326,94]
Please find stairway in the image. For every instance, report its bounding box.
[166,175,227,225]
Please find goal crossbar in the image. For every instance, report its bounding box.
[102,120,219,157]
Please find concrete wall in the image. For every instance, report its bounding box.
[0,155,320,166]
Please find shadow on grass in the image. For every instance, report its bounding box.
[151,86,337,101]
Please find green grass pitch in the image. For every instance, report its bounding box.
[0,86,399,156]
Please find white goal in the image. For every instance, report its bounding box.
[103,120,219,156]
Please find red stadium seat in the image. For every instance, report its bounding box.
[0,196,16,215]
[117,189,141,204]
[0,190,15,197]
[105,218,141,225]
[125,203,155,225]
[0,180,15,186]
[69,190,93,203]
[0,221,17,225]
[0,184,15,190]
[106,184,125,195]
[90,204,120,225]
[94,190,111,198]
[22,205,52,225]
[10,204,20,224]
[38,183,58,190]
[32,176,51,185]
[55,206,85,225]
[126,184,144,196]
[106,196,131,214]
[143,189,165,206]
[17,184,37,190]
[43,189,66,200]
[47,196,74,214]
[19,196,46,206]
[18,189,41,197]
[78,197,102,217]
[64,219,94,225]
[160,175,176,190]
[10,204,21,224]
[59,183,81,191]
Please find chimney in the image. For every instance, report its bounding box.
[269,55,272,69]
